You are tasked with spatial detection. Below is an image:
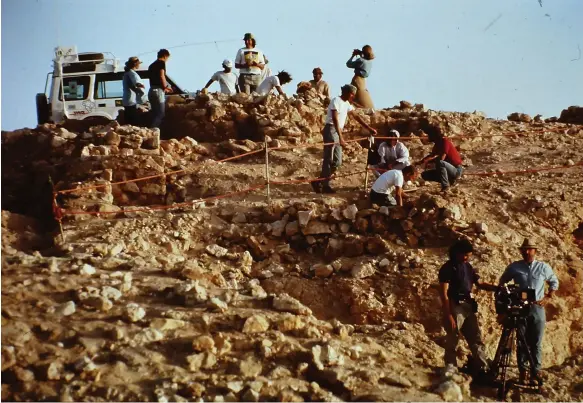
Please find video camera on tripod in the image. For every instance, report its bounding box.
[494,284,536,318]
[490,284,541,399]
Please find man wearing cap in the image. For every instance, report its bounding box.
[122,56,145,125]
[235,33,266,94]
[312,84,377,194]
[201,60,239,96]
[309,68,330,98]
[498,238,559,384]
[372,129,410,177]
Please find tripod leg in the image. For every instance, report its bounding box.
[516,326,541,387]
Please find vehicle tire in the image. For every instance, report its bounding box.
[36,93,50,125]
[78,52,105,62]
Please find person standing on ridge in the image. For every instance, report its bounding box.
[201,59,239,95]
[148,49,172,128]
[346,45,375,109]
[122,56,145,126]
[312,84,377,194]
[235,33,266,94]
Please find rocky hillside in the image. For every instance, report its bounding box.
[2,94,582,402]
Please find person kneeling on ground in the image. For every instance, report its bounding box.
[312,84,377,194]
[256,70,292,96]
[372,129,410,177]
[439,239,497,373]
[369,165,417,207]
[418,127,463,192]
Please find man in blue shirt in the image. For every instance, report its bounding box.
[498,238,559,383]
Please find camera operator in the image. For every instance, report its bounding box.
[498,238,559,384]
[439,239,497,372]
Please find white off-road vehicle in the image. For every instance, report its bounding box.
[36,46,187,125]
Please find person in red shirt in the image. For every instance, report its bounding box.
[419,127,464,192]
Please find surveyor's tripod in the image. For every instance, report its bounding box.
[489,314,542,400]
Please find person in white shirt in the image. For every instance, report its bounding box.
[372,129,411,177]
[370,165,417,206]
[313,84,377,194]
[201,59,239,95]
[256,71,292,96]
[235,33,266,94]
[259,64,272,86]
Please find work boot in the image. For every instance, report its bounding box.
[311,181,322,194]
[530,371,542,386]
[321,185,336,194]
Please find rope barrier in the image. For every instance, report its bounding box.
[52,125,582,222]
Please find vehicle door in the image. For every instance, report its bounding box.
[93,72,126,119]
[51,75,93,122]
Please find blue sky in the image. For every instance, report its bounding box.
[1,0,582,130]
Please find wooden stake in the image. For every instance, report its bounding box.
[363,136,373,192]
[264,137,271,205]
[48,175,65,243]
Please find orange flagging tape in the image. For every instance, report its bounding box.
[61,184,267,217]
[56,148,265,195]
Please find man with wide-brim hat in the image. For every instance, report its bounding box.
[498,237,559,384]
[235,33,266,94]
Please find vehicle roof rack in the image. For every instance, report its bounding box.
[54,46,120,75]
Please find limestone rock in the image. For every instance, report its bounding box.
[272,294,312,316]
[56,301,76,316]
[206,244,228,257]
[343,204,358,221]
[314,264,334,278]
[208,297,228,312]
[192,335,215,352]
[79,263,96,276]
[351,262,376,279]
[238,357,263,378]
[436,380,463,402]
[187,352,217,371]
[298,210,313,226]
[242,314,270,333]
[302,220,331,235]
[124,303,146,322]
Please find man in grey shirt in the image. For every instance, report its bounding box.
[498,238,559,384]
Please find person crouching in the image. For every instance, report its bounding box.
[369,165,417,207]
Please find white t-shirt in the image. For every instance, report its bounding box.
[235,47,266,75]
[371,169,404,194]
[256,75,280,95]
[325,96,355,130]
[211,71,238,95]
[378,141,410,166]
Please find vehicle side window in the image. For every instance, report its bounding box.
[94,72,125,99]
[59,76,90,101]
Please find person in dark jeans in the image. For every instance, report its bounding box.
[148,49,172,128]
[312,84,377,194]
[419,127,463,192]
[498,238,559,384]
[439,239,497,372]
